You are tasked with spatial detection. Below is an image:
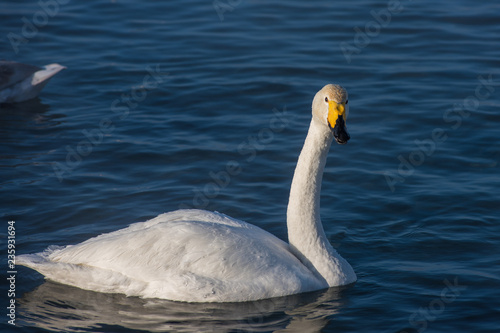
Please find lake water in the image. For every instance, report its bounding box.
[1,0,499,332]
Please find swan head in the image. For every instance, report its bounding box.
[312,84,350,144]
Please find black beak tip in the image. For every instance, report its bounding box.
[332,117,350,145]
[334,133,350,145]
[335,138,348,145]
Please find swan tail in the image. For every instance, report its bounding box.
[16,246,77,282]
[17,246,61,271]
[17,247,148,297]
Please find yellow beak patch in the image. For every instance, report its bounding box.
[327,101,346,129]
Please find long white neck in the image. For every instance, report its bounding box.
[286,118,356,286]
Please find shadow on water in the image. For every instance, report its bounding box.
[0,98,52,119]
[18,281,350,333]
[0,98,64,135]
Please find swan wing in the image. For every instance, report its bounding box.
[18,210,323,302]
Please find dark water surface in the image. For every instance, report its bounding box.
[1,0,499,332]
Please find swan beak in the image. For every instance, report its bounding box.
[327,101,350,144]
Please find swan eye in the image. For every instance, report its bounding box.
[345,100,348,104]
[324,97,329,102]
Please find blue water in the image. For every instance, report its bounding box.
[1,0,499,332]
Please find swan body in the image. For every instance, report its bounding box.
[0,61,65,103]
[18,84,356,302]
[19,210,325,302]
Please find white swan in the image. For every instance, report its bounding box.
[0,61,65,103]
[18,84,356,302]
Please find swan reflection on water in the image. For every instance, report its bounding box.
[18,280,348,332]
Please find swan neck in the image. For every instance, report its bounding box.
[287,118,336,279]
[288,118,332,229]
